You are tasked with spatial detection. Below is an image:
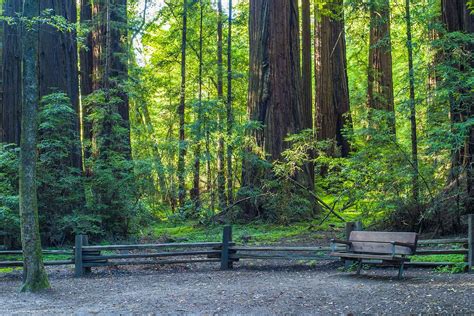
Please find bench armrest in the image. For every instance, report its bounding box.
[330,239,352,251]
[390,241,416,251]
[330,239,352,246]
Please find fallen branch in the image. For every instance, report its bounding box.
[210,193,272,222]
[283,176,345,222]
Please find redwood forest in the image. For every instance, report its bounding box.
[0,0,473,307]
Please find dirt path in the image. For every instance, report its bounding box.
[1,262,473,315]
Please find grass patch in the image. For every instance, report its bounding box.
[148,220,346,244]
[0,267,21,274]
[410,254,466,274]
[410,254,465,263]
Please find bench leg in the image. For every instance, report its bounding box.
[398,262,405,279]
[356,259,363,275]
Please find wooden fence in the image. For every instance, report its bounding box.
[1,215,473,275]
[409,238,469,268]
[74,234,226,277]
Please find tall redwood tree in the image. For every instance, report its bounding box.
[367,0,396,134]
[314,0,351,157]
[441,0,474,213]
[243,0,312,216]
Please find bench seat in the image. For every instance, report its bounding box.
[330,252,411,262]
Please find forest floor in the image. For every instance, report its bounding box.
[1,260,473,315]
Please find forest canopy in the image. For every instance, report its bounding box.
[0,0,473,250]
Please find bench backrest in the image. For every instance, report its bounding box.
[349,231,418,255]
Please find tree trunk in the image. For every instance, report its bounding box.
[0,6,2,137]
[88,0,131,157]
[191,0,204,211]
[19,0,50,292]
[177,0,188,207]
[367,0,395,134]
[314,0,351,157]
[217,0,227,209]
[243,0,310,216]
[80,0,94,97]
[301,0,312,129]
[441,0,474,213]
[1,0,22,145]
[80,0,94,162]
[300,0,315,185]
[226,0,234,205]
[38,0,81,168]
[109,0,129,127]
[404,0,419,203]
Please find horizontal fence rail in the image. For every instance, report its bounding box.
[82,242,223,252]
[0,249,74,268]
[417,238,468,245]
[228,245,346,262]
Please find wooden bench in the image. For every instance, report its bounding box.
[330,231,418,279]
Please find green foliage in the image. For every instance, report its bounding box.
[37,93,86,245]
[0,9,76,32]
[435,263,467,274]
[83,89,142,240]
[0,144,20,248]
[149,220,330,244]
[411,254,466,273]
[132,0,249,218]
[411,254,465,263]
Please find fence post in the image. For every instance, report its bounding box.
[469,214,473,273]
[345,221,363,268]
[75,235,84,277]
[221,226,233,270]
[82,235,92,274]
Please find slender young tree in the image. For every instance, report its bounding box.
[367,0,396,134]
[404,0,419,203]
[139,102,170,205]
[19,0,50,292]
[177,0,188,207]
[191,0,204,211]
[226,0,234,204]
[314,0,351,157]
[300,0,315,185]
[217,0,227,209]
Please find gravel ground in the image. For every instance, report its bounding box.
[1,261,473,315]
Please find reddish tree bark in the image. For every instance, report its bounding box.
[87,0,131,157]
[301,0,312,130]
[246,0,303,161]
[242,0,312,217]
[1,0,22,145]
[367,0,395,133]
[314,0,351,157]
[38,0,81,168]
